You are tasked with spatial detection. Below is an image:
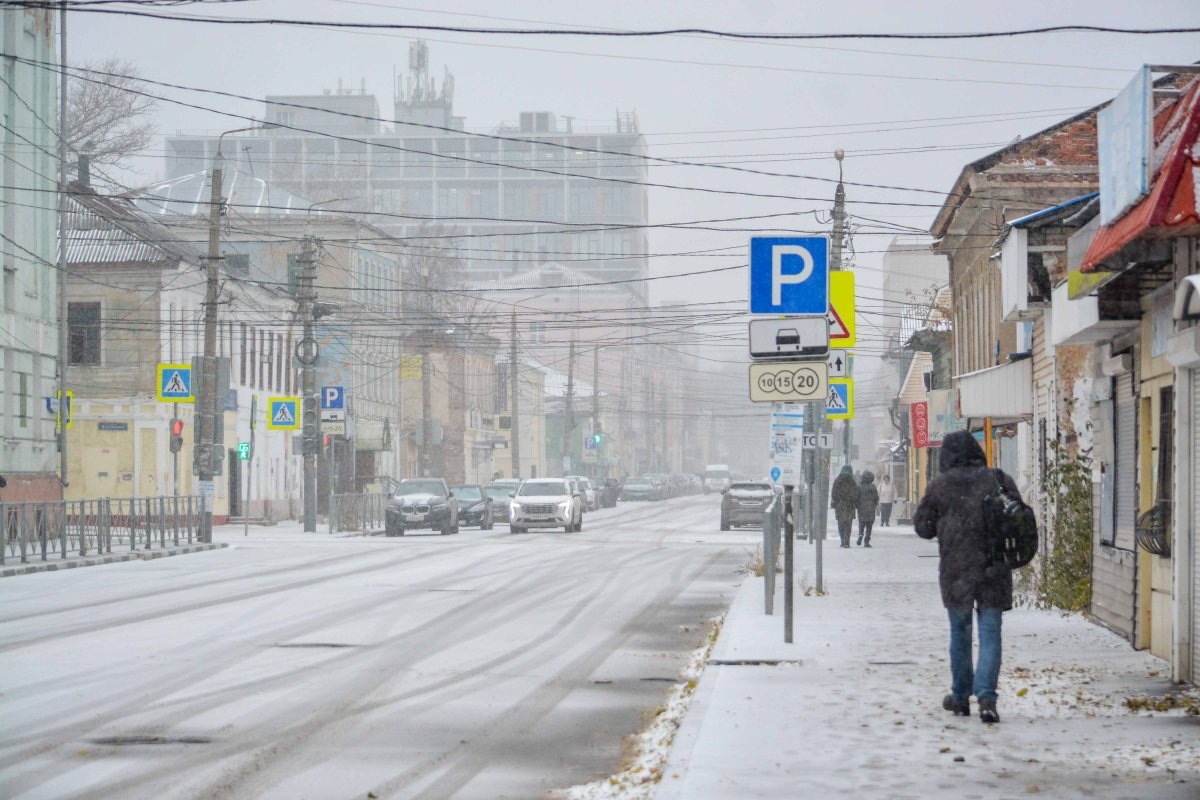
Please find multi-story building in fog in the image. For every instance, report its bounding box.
[162,42,649,287]
[1,8,60,501]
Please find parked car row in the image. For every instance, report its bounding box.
[386,475,620,536]
[619,472,705,501]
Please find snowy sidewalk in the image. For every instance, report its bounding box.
[659,526,1200,799]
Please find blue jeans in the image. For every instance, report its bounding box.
[947,606,1003,702]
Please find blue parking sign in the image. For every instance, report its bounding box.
[748,236,830,314]
[321,385,345,410]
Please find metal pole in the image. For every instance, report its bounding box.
[509,310,521,479]
[299,236,318,531]
[784,490,794,642]
[55,1,68,494]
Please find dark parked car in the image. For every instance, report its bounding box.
[598,478,622,508]
[720,481,775,530]
[484,482,519,521]
[621,476,662,502]
[386,478,459,536]
[452,484,495,529]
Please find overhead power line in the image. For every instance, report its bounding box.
[31,7,1200,40]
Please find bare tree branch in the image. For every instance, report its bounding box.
[66,57,157,175]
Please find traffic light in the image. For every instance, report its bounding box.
[592,433,602,445]
[170,419,185,453]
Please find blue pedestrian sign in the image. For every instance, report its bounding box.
[156,363,193,403]
[267,396,301,430]
[320,385,345,411]
[748,236,830,315]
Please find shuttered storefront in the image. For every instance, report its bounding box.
[1113,371,1137,551]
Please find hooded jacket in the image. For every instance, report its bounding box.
[913,431,1022,611]
[830,466,860,522]
[857,471,880,520]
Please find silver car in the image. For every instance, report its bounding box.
[510,478,583,533]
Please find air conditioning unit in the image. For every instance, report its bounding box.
[499,415,512,430]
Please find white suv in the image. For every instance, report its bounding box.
[510,479,584,533]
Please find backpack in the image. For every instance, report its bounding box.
[982,469,1038,570]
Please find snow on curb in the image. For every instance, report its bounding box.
[559,615,725,800]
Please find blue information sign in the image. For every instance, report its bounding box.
[748,236,830,315]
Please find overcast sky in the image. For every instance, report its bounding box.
[71,0,1200,401]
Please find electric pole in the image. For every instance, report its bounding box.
[297,235,318,532]
[56,2,68,491]
[562,339,575,476]
[195,145,225,543]
[509,310,521,479]
[592,345,600,476]
[808,149,848,592]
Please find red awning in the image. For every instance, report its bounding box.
[1081,80,1200,273]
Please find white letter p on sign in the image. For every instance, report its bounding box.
[771,245,813,306]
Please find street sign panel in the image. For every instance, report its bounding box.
[321,420,346,436]
[749,362,828,403]
[401,355,423,380]
[826,378,854,420]
[829,271,856,348]
[748,316,829,359]
[267,396,301,430]
[802,433,835,449]
[156,363,193,403]
[320,385,346,422]
[748,236,830,315]
[827,351,850,378]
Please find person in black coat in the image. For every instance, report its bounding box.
[856,470,880,547]
[913,430,1023,725]
[830,465,859,548]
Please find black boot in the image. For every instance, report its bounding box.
[856,535,863,546]
[942,694,970,716]
[978,698,1000,724]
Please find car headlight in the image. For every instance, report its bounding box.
[510,502,522,512]
[558,501,570,512]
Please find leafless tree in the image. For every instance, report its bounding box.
[66,58,157,177]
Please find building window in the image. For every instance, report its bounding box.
[527,321,546,344]
[17,372,28,428]
[68,302,101,365]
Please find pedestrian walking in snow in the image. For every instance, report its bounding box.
[830,465,859,549]
[877,474,895,526]
[913,431,1023,725]
[856,471,879,547]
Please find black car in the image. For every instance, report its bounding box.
[621,476,662,501]
[452,484,495,529]
[386,478,459,536]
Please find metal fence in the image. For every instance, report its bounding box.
[329,492,387,534]
[1,496,203,565]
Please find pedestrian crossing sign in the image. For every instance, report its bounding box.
[267,396,301,430]
[156,363,194,403]
[825,378,854,420]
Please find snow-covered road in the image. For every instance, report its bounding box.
[0,496,754,800]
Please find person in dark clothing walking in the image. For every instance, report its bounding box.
[856,471,879,547]
[913,431,1022,725]
[830,465,859,548]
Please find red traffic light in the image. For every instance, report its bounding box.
[171,419,185,437]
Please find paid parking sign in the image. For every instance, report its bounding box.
[267,396,301,430]
[748,236,829,314]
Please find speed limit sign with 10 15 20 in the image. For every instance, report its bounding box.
[749,361,828,403]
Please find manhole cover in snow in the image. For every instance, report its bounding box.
[90,736,211,746]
